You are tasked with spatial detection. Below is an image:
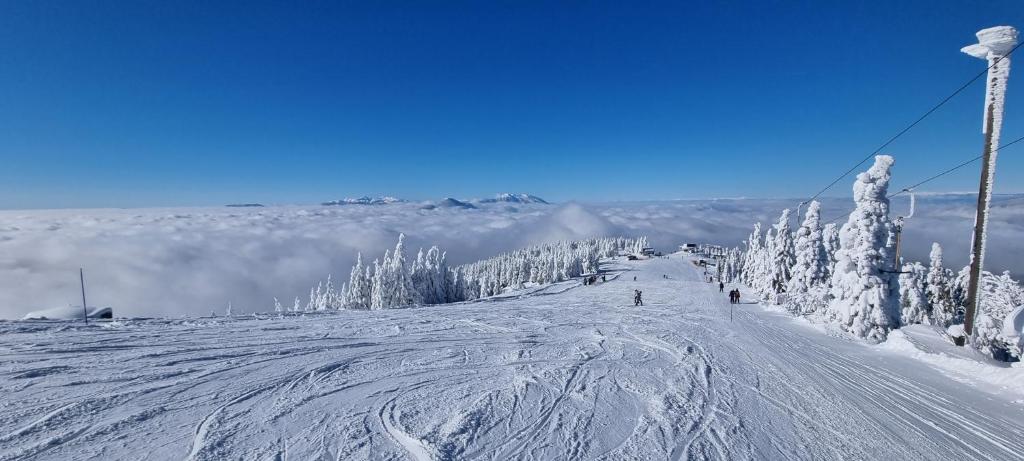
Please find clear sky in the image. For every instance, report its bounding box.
[2,1,1023,208]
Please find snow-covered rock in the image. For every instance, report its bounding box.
[1001,305,1024,338]
[23,305,113,320]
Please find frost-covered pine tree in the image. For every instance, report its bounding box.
[768,209,795,296]
[225,301,233,317]
[344,253,371,309]
[899,262,929,325]
[388,234,419,307]
[370,255,387,309]
[827,155,900,341]
[786,201,830,314]
[741,223,763,286]
[274,297,283,313]
[926,243,954,326]
[822,222,840,276]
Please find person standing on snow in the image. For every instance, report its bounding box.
[719,281,725,293]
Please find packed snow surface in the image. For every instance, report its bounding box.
[3,257,1023,460]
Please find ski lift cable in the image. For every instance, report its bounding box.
[819,133,1024,225]
[803,40,1024,205]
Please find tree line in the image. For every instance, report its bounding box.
[281,236,649,312]
[714,155,1024,359]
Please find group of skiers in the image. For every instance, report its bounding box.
[728,288,742,304]
[583,275,606,286]
[633,289,644,306]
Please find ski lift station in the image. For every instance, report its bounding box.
[679,243,698,253]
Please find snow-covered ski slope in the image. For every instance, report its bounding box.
[2,257,1023,460]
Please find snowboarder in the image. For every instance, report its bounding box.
[719,281,725,293]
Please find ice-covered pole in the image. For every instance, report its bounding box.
[961,26,1017,339]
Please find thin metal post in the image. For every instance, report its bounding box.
[80,268,88,325]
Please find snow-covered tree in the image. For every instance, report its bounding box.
[768,209,795,295]
[274,297,284,313]
[899,262,929,325]
[343,253,371,310]
[926,243,954,326]
[827,155,900,341]
[822,222,840,276]
[370,255,386,309]
[225,302,233,317]
[971,271,1024,358]
[786,201,830,314]
[389,234,420,307]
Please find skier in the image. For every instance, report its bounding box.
[633,290,643,306]
[719,281,725,293]
[602,275,606,283]
[734,290,741,304]
[633,276,637,281]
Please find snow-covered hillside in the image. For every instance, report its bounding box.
[2,257,1022,460]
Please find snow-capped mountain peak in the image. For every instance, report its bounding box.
[477,193,549,204]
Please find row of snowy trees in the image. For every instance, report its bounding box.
[727,155,1024,358]
[291,236,647,311]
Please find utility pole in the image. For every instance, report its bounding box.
[961,26,1018,339]
[80,268,88,325]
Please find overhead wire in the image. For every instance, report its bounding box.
[801,40,1023,205]
[818,134,1024,225]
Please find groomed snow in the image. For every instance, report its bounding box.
[2,257,1023,460]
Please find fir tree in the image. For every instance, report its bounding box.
[828,155,900,341]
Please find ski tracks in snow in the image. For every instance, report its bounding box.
[2,256,1024,459]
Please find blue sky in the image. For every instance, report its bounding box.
[2,1,1023,208]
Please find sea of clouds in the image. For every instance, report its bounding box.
[1,195,1021,319]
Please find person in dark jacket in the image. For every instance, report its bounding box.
[719,281,725,293]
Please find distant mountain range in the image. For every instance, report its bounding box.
[321,193,549,207]
[420,198,477,210]
[476,193,549,204]
[321,196,406,206]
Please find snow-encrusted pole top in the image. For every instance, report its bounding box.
[961,26,1018,59]
[962,26,1017,135]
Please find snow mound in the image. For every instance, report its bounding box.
[23,306,113,320]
